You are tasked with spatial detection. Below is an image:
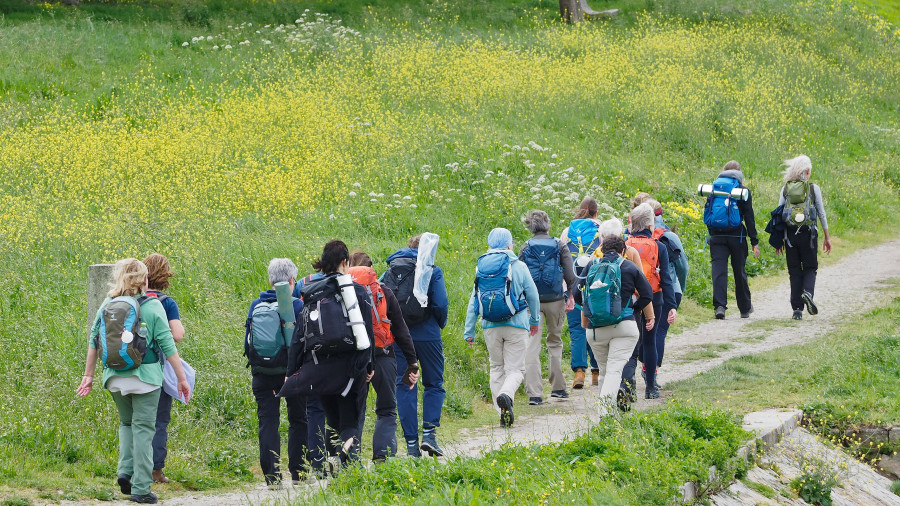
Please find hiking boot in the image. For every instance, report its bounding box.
[792,310,803,320]
[420,432,444,457]
[152,470,169,484]
[591,369,600,386]
[802,291,818,315]
[129,493,158,504]
[616,387,632,412]
[117,475,132,495]
[642,368,661,390]
[550,389,569,399]
[406,438,422,458]
[528,397,543,406]
[740,306,754,319]
[715,306,726,320]
[497,394,515,428]
[572,369,586,389]
[645,387,660,400]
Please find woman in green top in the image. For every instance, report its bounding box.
[77,258,191,505]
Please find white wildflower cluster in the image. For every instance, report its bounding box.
[179,11,360,53]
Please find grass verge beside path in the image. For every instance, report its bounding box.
[316,405,748,505]
[671,294,900,459]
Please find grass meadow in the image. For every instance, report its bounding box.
[0,0,898,501]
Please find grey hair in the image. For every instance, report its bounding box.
[522,210,551,235]
[598,218,624,240]
[783,155,812,183]
[647,199,662,213]
[630,203,655,232]
[267,258,298,285]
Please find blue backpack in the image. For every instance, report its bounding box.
[703,176,743,231]
[521,238,564,302]
[474,252,527,322]
[565,219,601,277]
[582,257,632,327]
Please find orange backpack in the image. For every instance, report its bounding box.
[348,266,393,348]
[626,235,661,293]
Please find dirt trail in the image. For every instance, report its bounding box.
[442,238,900,459]
[68,239,900,505]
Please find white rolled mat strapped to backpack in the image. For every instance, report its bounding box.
[336,274,371,350]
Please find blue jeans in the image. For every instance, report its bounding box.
[395,340,445,440]
[567,308,598,371]
[152,390,172,470]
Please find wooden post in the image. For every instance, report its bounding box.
[88,264,114,331]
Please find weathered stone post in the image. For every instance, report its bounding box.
[87,264,115,331]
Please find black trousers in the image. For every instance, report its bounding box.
[320,376,368,465]
[709,235,752,313]
[785,227,818,311]
[357,351,398,461]
[251,374,308,484]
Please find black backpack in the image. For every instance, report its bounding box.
[381,257,429,326]
[298,275,357,360]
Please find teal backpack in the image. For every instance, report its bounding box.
[245,301,291,375]
[582,257,632,327]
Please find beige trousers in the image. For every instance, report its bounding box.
[523,298,567,397]
[483,326,528,413]
[586,320,640,414]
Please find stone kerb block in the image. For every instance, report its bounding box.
[88,264,115,332]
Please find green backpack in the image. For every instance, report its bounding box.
[782,180,817,227]
[582,257,632,328]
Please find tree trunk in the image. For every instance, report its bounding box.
[559,0,584,23]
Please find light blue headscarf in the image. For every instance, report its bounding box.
[487,228,513,250]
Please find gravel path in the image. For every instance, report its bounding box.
[67,239,900,505]
[442,238,900,459]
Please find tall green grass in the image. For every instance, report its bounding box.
[0,0,897,498]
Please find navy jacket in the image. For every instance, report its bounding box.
[385,248,449,341]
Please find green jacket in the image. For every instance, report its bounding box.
[89,296,178,388]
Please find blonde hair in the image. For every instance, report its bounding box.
[631,192,651,210]
[630,203,655,232]
[783,155,812,182]
[108,258,148,298]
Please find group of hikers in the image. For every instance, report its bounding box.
[76,157,830,503]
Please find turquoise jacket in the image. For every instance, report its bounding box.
[464,249,541,338]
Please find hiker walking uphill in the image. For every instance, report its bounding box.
[560,197,603,389]
[348,251,420,463]
[142,254,189,486]
[702,160,760,319]
[244,258,307,488]
[621,204,677,400]
[464,228,541,428]
[283,240,375,467]
[519,210,577,405]
[77,258,192,505]
[645,199,688,382]
[382,234,449,457]
[774,155,832,320]
[576,235,654,415]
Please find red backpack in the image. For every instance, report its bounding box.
[348,266,393,348]
[626,235,661,293]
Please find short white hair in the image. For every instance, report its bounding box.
[267,258,298,285]
[783,155,812,182]
[630,203,655,232]
[598,218,624,240]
